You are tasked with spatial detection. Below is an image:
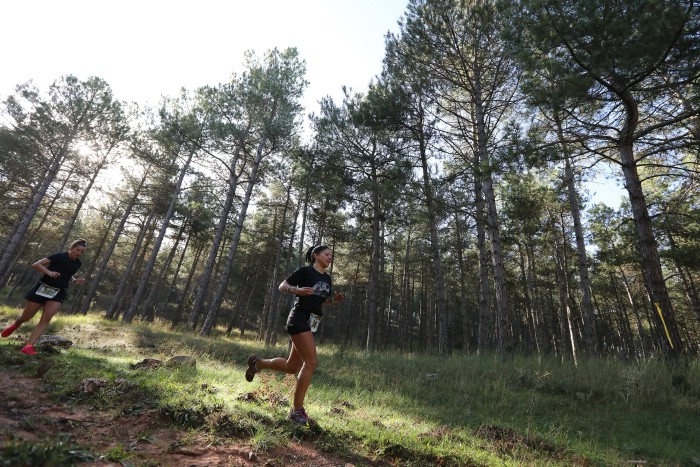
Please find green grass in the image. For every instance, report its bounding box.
[0,436,96,467]
[1,306,698,466]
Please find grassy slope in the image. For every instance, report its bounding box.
[1,307,698,466]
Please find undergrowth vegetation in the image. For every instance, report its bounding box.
[1,307,698,466]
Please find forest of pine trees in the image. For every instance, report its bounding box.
[1,0,699,361]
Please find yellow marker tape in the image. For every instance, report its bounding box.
[655,303,674,349]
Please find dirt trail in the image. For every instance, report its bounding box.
[0,365,354,466]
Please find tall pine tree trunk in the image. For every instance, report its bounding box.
[552,210,578,365]
[365,163,382,351]
[188,149,242,327]
[668,233,700,325]
[200,136,266,335]
[265,183,292,346]
[474,177,492,354]
[479,160,510,355]
[556,114,599,356]
[107,209,155,320]
[0,153,65,287]
[5,164,77,299]
[70,207,116,313]
[141,219,187,321]
[417,106,449,353]
[618,90,682,357]
[57,158,108,251]
[173,243,203,326]
[81,170,148,315]
[123,148,195,323]
[453,214,471,352]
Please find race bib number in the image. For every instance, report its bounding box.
[36,283,60,299]
[308,313,322,333]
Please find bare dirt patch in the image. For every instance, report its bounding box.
[0,361,355,466]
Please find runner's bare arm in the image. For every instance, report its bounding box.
[32,258,59,278]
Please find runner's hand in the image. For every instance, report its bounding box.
[296,287,314,296]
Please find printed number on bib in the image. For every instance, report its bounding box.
[308,313,322,333]
[36,283,60,299]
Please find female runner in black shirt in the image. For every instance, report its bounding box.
[1,238,87,355]
[245,245,343,426]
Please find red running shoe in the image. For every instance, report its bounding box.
[1,323,19,337]
[20,344,37,355]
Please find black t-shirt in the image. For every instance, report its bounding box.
[40,252,82,289]
[285,266,331,318]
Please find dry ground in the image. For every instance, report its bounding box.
[0,354,355,467]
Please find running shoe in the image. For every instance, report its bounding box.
[245,354,260,382]
[20,344,37,356]
[1,323,19,337]
[288,407,310,426]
